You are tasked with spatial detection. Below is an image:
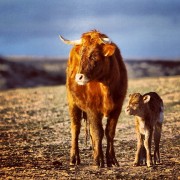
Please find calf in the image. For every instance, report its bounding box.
[125,92,163,167]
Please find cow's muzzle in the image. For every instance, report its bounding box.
[75,73,89,85]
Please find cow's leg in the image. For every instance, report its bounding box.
[105,110,120,167]
[89,113,104,167]
[69,105,82,166]
[154,122,162,164]
[144,130,153,167]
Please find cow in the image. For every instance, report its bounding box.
[125,92,164,167]
[59,30,127,167]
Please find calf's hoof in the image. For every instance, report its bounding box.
[146,161,153,168]
[154,160,161,165]
[133,161,140,167]
[133,163,139,167]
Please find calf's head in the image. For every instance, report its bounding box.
[60,30,116,85]
[125,93,151,116]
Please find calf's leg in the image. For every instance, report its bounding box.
[134,133,143,166]
[154,122,162,164]
[144,131,153,167]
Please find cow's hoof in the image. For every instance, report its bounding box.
[107,158,119,167]
[70,156,80,166]
[93,159,105,168]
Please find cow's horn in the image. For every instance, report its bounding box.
[101,37,112,44]
[59,35,82,45]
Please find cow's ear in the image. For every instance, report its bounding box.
[103,44,116,57]
[143,95,151,104]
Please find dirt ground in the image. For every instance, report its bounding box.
[0,76,179,179]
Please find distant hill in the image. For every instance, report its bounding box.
[0,56,180,90]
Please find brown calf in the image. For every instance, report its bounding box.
[60,30,127,167]
[125,92,163,167]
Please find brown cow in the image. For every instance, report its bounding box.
[60,30,127,167]
[125,92,163,167]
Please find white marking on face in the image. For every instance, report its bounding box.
[102,116,108,121]
[102,116,108,130]
[75,73,89,85]
[76,81,88,85]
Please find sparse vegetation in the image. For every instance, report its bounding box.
[0,76,179,179]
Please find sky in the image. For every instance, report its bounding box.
[0,0,180,59]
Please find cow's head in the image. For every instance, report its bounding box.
[60,30,116,85]
[125,93,151,116]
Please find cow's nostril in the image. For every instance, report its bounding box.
[79,75,83,80]
[75,73,85,81]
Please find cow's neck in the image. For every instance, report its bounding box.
[101,55,121,90]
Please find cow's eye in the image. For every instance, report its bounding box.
[90,56,96,61]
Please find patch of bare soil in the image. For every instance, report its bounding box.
[0,76,179,179]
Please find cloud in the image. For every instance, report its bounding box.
[0,0,180,57]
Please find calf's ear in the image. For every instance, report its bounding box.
[103,44,116,57]
[143,95,151,103]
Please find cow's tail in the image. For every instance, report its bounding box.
[82,111,89,146]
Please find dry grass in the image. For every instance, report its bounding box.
[0,76,179,179]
